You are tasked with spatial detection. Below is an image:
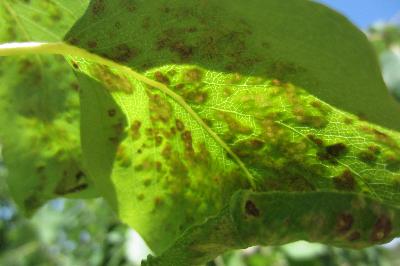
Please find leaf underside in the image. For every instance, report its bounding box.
[62,0,400,256]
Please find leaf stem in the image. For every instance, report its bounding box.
[0,42,256,188]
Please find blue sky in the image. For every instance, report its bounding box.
[317,0,400,29]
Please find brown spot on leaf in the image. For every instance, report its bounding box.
[181,130,194,154]
[217,111,252,135]
[307,134,324,146]
[87,40,97,48]
[91,65,134,93]
[112,44,137,62]
[154,71,170,85]
[68,38,80,46]
[171,41,194,60]
[148,92,172,123]
[318,143,348,161]
[245,200,260,217]
[108,109,116,117]
[333,170,356,191]
[175,119,185,131]
[267,61,304,82]
[92,0,105,15]
[347,231,361,241]
[130,120,141,140]
[75,170,85,181]
[184,68,203,82]
[71,61,79,69]
[336,213,353,234]
[371,215,392,242]
[361,127,398,148]
[358,146,380,164]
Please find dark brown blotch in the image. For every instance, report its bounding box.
[108,109,116,117]
[326,143,348,158]
[245,200,260,217]
[71,61,79,70]
[75,170,85,181]
[318,143,348,162]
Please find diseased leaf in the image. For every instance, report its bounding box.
[0,0,95,215]
[60,0,400,255]
[65,0,400,130]
[68,58,400,256]
[0,0,400,264]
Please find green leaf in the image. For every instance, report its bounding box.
[68,57,400,255]
[0,0,95,215]
[57,0,400,254]
[65,0,400,131]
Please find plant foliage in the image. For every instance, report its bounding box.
[1,1,400,265]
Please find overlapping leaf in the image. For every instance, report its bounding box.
[0,0,95,215]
